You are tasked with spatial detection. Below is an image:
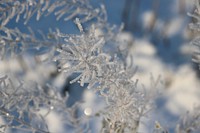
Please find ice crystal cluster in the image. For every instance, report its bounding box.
[189,0,200,68]
[183,1,200,132]
[0,0,200,133]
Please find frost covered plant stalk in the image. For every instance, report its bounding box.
[0,0,105,132]
[0,0,98,26]
[175,106,200,133]
[181,1,200,131]
[189,0,200,65]
[0,0,158,133]
[55,18,154,132]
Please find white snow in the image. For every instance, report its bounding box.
[166,65,200,115]
[37,108,65,133]
[164,17,183,37]
[142,11,156,30]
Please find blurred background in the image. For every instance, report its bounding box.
[98,0,200,132]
